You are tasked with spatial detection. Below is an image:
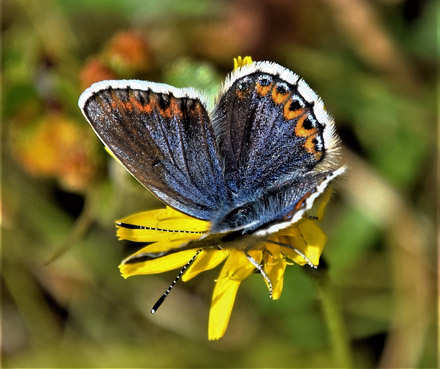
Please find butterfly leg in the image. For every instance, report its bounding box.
[245,253,273,299]
[263,239,317,269]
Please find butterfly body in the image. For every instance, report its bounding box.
[79,61,344,248]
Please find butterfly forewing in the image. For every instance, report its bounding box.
[212,63,328,196]
[80,81,229,220]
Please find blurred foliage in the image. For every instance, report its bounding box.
[2,0,437,368]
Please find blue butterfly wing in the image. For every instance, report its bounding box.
[79,80,229,220]
[211,170,337,233]
[212,63,332,195]
[210,62,341,231]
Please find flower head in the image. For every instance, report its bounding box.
[117,183,332,340]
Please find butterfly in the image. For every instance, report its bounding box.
[79,60,344,309]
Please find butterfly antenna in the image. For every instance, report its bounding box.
[151,249,202,314]
[246,253,273,299]
[263,239,317,268]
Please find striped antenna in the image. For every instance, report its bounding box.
[117,222,204,234]
[151,249,202,314]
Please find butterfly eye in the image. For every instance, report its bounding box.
[257,74,272,86]
[223,205,255,228]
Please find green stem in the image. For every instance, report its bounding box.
[306,262,353,368]
[44,190,95,265]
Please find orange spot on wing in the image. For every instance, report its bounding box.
[109,93,135,113]
[147,93,164,115]
[304,133,323,160]
[284,102,305,120]
[283,191,312,219]
[236,87,249,99]
[187,100,205,120]
[271,88,289,105]
[163,98,182,119]
[295,113,317,137]
[196,101,206,117]
[132,97,152,114]
[294,191,312,211]
[256,82,272,97]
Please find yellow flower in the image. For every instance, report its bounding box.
[117,183,332,340]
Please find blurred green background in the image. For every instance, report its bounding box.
[2,0,437,367]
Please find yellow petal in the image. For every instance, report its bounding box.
[276,220,327,266]
[272,227,308,265]
[221,250,259,281]
[247,249,263,264]
[265,242,282,259]
[116,207,209,243]
[119,249,199,278]
[233,56,253,70]
[314,184,333,221]
[208,251,256,340]
[263,251,286,300]
[298,219,327,265]
[278,238,308,265]
[182,249,229,282]
[125,240,186,258]
[209,277,241,340]
[276,223,304,239]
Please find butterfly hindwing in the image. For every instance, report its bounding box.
[211,169,337,233]
[79,80,229,220]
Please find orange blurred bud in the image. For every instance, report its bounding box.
[80,57,116,89]
[104,30,152,75]
[11,113,99,192]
